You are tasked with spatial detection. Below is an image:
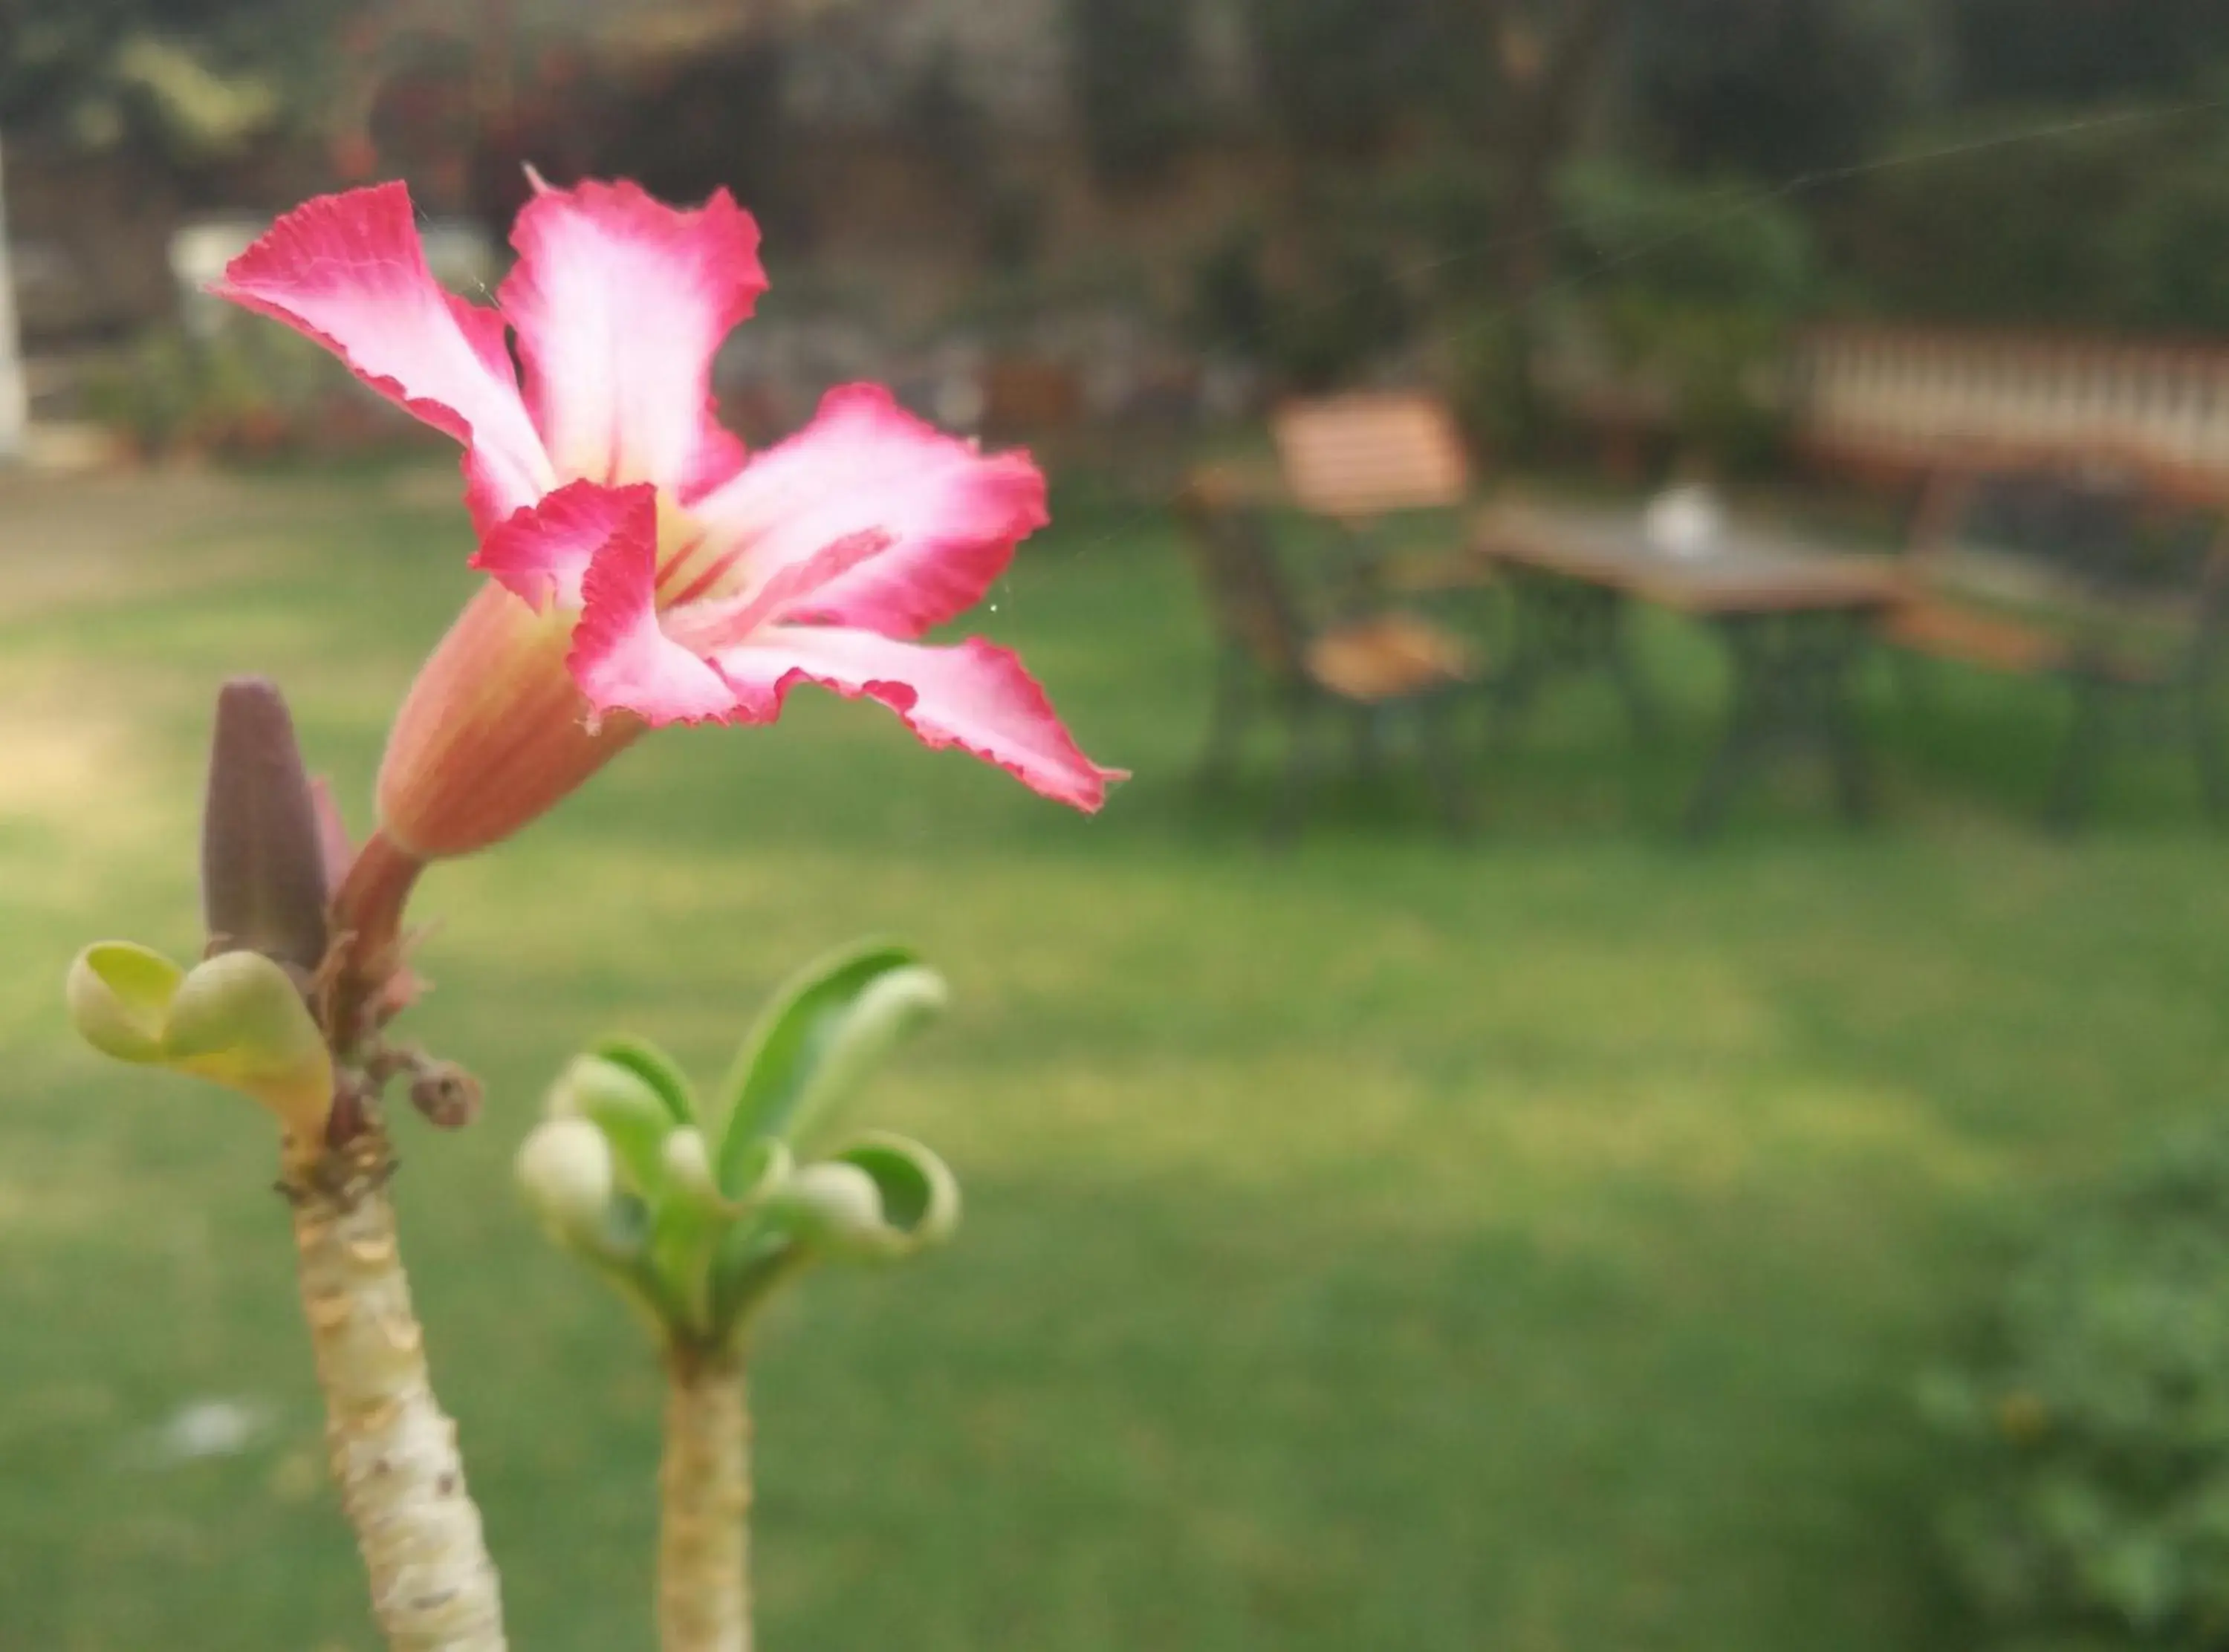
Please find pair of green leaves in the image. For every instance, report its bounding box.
[66,942,332,1141]
[516,939,959,1348]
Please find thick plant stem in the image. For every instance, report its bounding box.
[286,1122,507,1652]
[326,829,426,1056]
[660,1348,752,1652]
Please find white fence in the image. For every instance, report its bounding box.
[1793,324,2229,493]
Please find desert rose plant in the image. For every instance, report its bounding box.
[516,940,960,1652]
[66,174,1119,1652]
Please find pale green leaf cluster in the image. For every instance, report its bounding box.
[516,939,959,1350]
[65,940,332,1139]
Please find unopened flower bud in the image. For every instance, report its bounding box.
[201,678,329,969]
[516,1118,618,1251]
[550,1053,681,1194]
[660,1126,721,1208]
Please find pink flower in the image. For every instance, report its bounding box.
[215,178,1121,864]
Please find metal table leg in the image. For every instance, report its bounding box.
[1684,610,1878,838]
[1498,570,1661,741]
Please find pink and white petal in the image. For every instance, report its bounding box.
[676,421,750,505]
[501,177,765,492]
[472,479,660,611]
[214,182,552,527]
[676,385,1048,636]
[713,626,1124,812]
[666,529,892,654]
[568,525,741,729]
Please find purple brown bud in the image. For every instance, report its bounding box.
[202,678,330,972]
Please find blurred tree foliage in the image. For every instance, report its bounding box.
[10,0,2228,462]
[1829,114,2229,334]
[1626,0,1936,177]
[0,0,365,162]
[1947,0,2229,103]
[1170,0,2229,457]
[1244,0,1447,158]
[1067,0,1197,187]
[1201,0,1631,440]
[581,38,798,244]
[1549,161,1820,470]
[1187,206,1417,392]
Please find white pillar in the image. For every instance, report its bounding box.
[0,135,27,462]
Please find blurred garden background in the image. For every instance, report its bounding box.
[7,2,2229,1649]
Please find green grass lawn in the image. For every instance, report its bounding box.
[3,463,2227,1651]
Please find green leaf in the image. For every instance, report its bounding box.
[707,1221,804,1342]
[832,1133,963,1252]
[693,1137,795,1342]
[762,1133,961,1262]
[649,1127,731,1336]
[66,942,331,1139]
[715,939,948,1187]
[548,1053,679,1197]
[588,1035,698,1125]
[161,951,333,1139]
[514,1119,672,1324]
[720,1134,791,1206]
[66,941,182,1064]
[837,1135,961,1242]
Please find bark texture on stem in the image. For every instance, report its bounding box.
[287,1125,507,1652]
[660,1350,752,1652]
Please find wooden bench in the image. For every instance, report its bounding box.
[1175,470,1484,836]
[1884,456,2229,824]
[1779,327,2229,822]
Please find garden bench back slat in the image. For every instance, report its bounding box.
[1272,393,1473,522]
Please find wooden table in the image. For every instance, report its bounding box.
[1470,503,1906,835]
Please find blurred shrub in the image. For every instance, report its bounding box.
[1444,305,1536,460]
[1533,163,1820,471]
[82,320,395,463]
[1186,212,1415,393]
[81,330,203,458]
[2109,150,2229,336]
[1185,156,1818,458]
[1590,295,1788,473]
[1559,161,1819,312]
[937,259,1158,348]
[1924,1116,2229,1651]
[1190,225,1278,364]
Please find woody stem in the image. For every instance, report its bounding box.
[285,1117,507,1651]
[659,1347,753,1652]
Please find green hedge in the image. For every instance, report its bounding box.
[1927,1117,2229,1651]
